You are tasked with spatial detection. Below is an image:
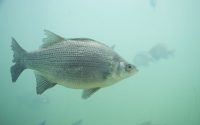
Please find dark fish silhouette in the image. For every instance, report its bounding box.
[38,120,46,125]
[17,93,50,110]
[149,44,174,60]
[133,44,174,67]
[71,120,83,125]
[149,0,157,8]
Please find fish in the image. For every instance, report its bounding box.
[10,30,138,99]
[133,44,174,67]
[71,120,82,125]
[149,44,174,60]
[139,121,153,125]
[16,93,50,110]
[138,121,167,125]
[149,0,157,8]
[38,120,46,125]
[133,52,153,67]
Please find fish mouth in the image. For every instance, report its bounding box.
[133,67,139,74]
[130,64,139,73]
[129,68,139,76]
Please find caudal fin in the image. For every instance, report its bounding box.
[10,37,27,82]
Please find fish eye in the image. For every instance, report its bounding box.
[125,64,133,72]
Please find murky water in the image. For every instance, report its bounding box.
[0,0,200,125]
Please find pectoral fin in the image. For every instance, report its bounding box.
[35,73,57,94]
[82,87,100,99]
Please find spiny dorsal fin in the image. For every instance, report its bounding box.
[41,30,65,48]
[82,87,100,99]
[35,72,57,94]
[69,38,96,41]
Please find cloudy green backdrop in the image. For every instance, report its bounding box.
[0,0,200,125]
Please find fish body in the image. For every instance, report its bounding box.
[11,30,138,99]
[27,39,123,89]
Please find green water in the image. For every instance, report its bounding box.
[0,0,200,125]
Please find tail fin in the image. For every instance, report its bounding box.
[11,37,27,82]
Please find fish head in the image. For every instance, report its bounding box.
[116,61,138,79]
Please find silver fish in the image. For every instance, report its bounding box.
[11,30,138,99]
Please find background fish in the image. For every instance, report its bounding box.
[1,1,199,125]
[138,121,167,125]
[149,44,174,60]
[38,120,46,125]
[71,120,83,125]
[149,0,157,8]
[11,30,138,99]
[16,92,50,110]
[133,44,174,67]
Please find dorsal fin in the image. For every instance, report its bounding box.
[69,38,110,48]
[69,38,96,41]
[41,30,65,48]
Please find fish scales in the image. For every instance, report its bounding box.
[10,30,138,98]
[25,40,115,85]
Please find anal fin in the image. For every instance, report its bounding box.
[82,87,100,99]
[35,73,57,94]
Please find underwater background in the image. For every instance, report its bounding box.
[0,0,200,125]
